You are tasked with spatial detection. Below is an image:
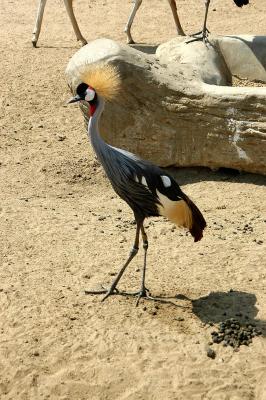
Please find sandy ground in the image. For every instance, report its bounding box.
[1,0,266,399]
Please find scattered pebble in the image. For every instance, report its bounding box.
[243,223,253,233]
[206,347,216,359]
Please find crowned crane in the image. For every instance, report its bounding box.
[68,64,206,305]
[189,0,249,43]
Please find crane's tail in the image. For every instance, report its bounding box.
[233,0,249,7]
[157,192,206,242]
[182,194,207,242]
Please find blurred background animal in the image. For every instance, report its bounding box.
[32,0,185,47]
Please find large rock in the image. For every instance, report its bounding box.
[66,36,266,175]
[216,35,266,82]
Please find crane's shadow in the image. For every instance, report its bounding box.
[154,289,266,336]
[192,290,266,333]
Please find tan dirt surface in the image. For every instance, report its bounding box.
[232,76,266,87]
[1,1,266,399]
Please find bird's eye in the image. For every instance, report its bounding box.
[85,88,96,102]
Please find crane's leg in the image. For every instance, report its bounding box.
[167,0,185,36]
[32,0,47,47]
[85,221,141,300]
[109,223,155,306]
[64,0,87,46]
[186,0,210,44]
[135,225,149,306]
[124,0,142,44]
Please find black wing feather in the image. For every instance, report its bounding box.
[98,145,184,219]
[233,0,249,7]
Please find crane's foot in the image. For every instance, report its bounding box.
[136,287,150,306]
[85,285,156,305]
[119,288,165,306]
[85,285,119,299]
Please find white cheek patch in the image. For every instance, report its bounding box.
[85,88,95,101]
[161,175,171,188]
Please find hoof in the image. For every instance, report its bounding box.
[79,37,87,46]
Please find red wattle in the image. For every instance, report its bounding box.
[90,104,97,116]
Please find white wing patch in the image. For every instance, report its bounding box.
[161,175,171,188]
[134,174,139,183]
[141,176,148,187]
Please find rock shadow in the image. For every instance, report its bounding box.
[163,166,266,187]
[129,44,158,55]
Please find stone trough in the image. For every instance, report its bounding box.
[66,36,266,175]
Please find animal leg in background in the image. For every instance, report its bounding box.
[32,0,47,47]
[124,0,142,44]
[63,0,87,45]
[168,0,185,36]
[32,0,87,47]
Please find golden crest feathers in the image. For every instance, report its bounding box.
[78,63,121,100]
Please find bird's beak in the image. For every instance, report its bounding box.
[67,94,82,104]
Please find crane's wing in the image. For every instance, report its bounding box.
[105,145,206,241]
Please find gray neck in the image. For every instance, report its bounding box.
[87,96,135,183]
[87,96,107,157]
